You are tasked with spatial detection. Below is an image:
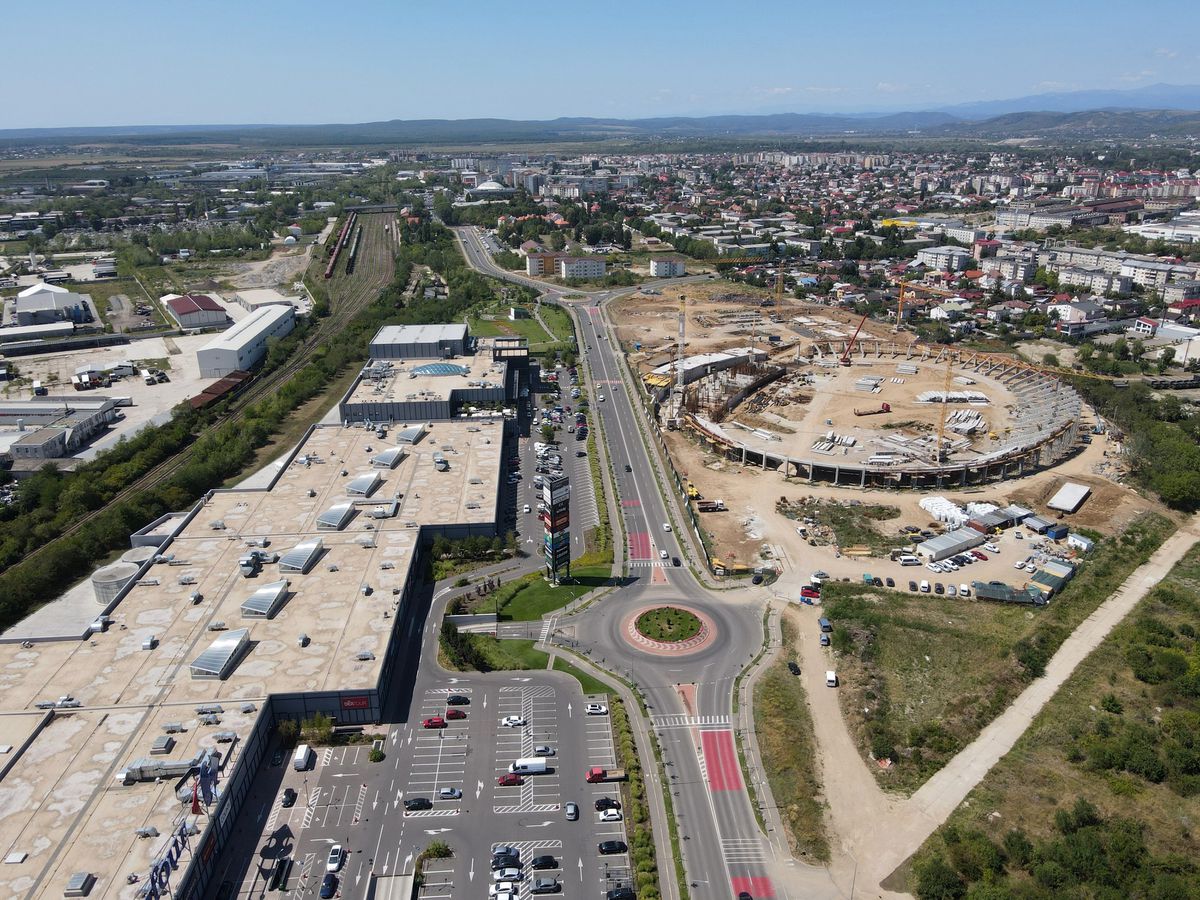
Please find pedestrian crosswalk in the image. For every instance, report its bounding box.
[651,714,731,729]
[628,559,669,568]
[720,837,767,864]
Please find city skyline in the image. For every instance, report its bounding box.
[6,0,1199,128]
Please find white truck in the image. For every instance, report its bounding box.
[508,757,549,775]
[293,743,314,771]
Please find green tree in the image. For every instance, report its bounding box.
[1157,346,1176,373]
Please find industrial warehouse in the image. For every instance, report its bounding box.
[0,414,507,900]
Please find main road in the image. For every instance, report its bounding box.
[453,226,839,900]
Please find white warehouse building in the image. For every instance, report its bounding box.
[196,304,295,378]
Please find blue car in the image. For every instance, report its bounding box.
[320,874,338,898]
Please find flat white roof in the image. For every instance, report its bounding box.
[198,304,293,353]
[373,323,468,344]
[1048,482,1091,513]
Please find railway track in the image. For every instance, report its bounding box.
[2,213,397,580]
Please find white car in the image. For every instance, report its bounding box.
[1013,560,1026,570]
[983,543,999,553]
[947,585,957,597]
[438,787,462,800]
[659,549,668,559]
[586,703,608,716]
[523,504,531,514]
[810,571,828,584]
[490,883,518,896]
[493,868,523,882]
[599,809,623,822]
[326,845,343,873]
[501,715,527,727]
[598,395,606,402]
[925,562,941,573]
[959,583,970,597]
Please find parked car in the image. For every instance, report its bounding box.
[445,708,466,720]
[595,797,621,811]
[501,715,527,727]
[531,855,558,870]
[934,582,945,594]
[439,787,462,800]
[598,841,628,855]
[498,773,524,786]
[948,585,957,597]
[565,802,579,821]
[281,788,297,808]
[819,633,831,647]
[531,878,561,894]
[960,583,970,597]
[422,716,446,729]
[908,580,918,592]
[404,797,432,811]
[599,809,623,822]
[326,845,343,873]
[787,661,801,675]
[920,580,930,593]
[885,576,895,587]
[586,703,607,715]
[320,874,338,898]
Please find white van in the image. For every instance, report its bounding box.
[825,671,838,688]
[508,757,548,775]
[292,743,313,771]
[898,555,921,566]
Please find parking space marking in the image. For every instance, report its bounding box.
[404,808,461,818]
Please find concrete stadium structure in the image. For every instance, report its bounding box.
[678,342,1084,489]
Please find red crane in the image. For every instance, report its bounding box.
[839,314,869,366]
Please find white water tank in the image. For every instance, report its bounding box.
[92,562,140,604]
[121,546,157,566]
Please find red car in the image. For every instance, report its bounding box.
[800,587,820,599]
[422,717,446,729]
[497,773,523,786]
[970,550,988,561]
[445,708,466,720]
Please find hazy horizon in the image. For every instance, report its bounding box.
[4,0,1199,129]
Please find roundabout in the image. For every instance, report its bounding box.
[622,603,717,656]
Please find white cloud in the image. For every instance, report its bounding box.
[1154,48,1179,59]
[752,86,796,97]
[875,81,910,94]
[1117,70,1156,83]
[1035,81,1076,91]
[800,86,847,95]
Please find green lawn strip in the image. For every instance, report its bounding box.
[468,636,550,671]
[538,303,575,342]
[496,564,613,620]
[551,657,610,696]
[753,617,831,862]
[609,699,662,900]
[901,541,1200,898]
[822,512,1175,794]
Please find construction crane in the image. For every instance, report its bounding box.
[839,314,870,366]
[668,293,687,426]
[936,356,954,463]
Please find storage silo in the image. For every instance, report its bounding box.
[93,562,140,604]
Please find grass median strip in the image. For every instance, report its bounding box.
[754,615,830,862]
[551,657,611,696]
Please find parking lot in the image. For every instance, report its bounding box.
[218,673,631,900]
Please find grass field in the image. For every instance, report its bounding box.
[538,304,575,343]
[823,513,1174,794]
[456,636,550,671]
[754,615,830,862]
[467,310,553,345]
[900,541,1200,898]
[552,657,611,696]
[489,563,613,620]
[778,498,908,556]
[634,607,702,642]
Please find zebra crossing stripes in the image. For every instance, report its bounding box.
[651,714,731,729]
[720,837,768,864]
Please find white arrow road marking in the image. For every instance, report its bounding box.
[476,780,484,799]
[355,862,363,886]
[525,820,555,828]
[394,790,402,809]
[403,852,414,874]
[424,827,452,835]
[578,858,584,882]
[391,730,398,746]
[567,702,573,718]
[372,790,379,811]
[469,859,475,882]
[382,851,390,875]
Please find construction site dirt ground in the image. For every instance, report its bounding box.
[663,424,1174,589]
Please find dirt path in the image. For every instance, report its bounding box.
[779,512,1200,897]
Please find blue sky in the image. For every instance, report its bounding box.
[7,0,1199,128]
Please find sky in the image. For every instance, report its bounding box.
[6,0,1200,129]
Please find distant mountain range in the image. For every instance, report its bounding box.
[936,82,1200,119]
[2,84,1199,146]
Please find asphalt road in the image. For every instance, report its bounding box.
[449,226,816,898]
